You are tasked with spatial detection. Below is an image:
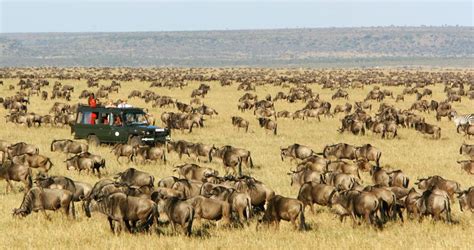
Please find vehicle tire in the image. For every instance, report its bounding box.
[128,136,142,147]
[87,134,100,147]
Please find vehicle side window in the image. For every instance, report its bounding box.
[76,112,83,124]
[98,112,109,125]
[82,112,91,124]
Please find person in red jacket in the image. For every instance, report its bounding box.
[88,93,97,108]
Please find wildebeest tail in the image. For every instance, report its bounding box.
[26,168,33,190]
[149,176,155,187]
[376,152,382,167]
[245,123,249,133]
[445,198,452,223]
[186,206,194,236]
[273,124,277,135]
[249,153,254,168]
[298,203,306,231]
[70,199,76,219]
[208,148,212,163]
[403,177,409,188]
[238,157,243,177]
[163,150,167,164]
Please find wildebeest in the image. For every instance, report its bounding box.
[329,190,382,228]
[111,144,135,163]
[457,160,474,174]
[258,195,306,230]
[7,142,39,158]
[0,160,32,193]
[458,187,474,213]
[166,140,193,160]
[12,153,53,172]
[153,195,194,236]
[210,186,252,223]
[370,166,389,187]
[185,195,231,225]
[65,154,105,178]
[231,116,249,132]
[288,168,321,187]
[234,176,275,212]
[416,188,453,223]
[414,122,441,139]
[320,172,360,191]
[186,143,215,162]
[459,143,474,159]
[457,124,474,139]
[133,145,166,164]
[85,192,158,234]
[173,163,218,182]
[355,144,382,166]
[297,182,336,213]
[387,170,409,188]
[212,145,254,175]
[51,139,88,155]
[13,187,75,219]
[280,144,314,162]
[416,176,461,201]
[257,117,277,135]
[322,143,357,161]
[171,179,202,199]
[114,168,154,188]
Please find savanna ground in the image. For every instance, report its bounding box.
[0,68,473,249]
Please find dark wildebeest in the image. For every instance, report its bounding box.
[355,144,382,166]
[416,176,461,201]
[111,144,135,163]
[50,139,88,155]
[457,160,474,174]
[416,188,452,223]
[35,174,78,200]
[363,185,401,222]
[231,116,250,132]
[329,190,382,228]
[322,143,357,161]
[173,163,218,182]
[458,187,474,213]
[258,195,306,231]
[133,145,166,164]
[185,195,231,226]
[152,195,194,236]
[13,187,75,219]
[65,154,105,178]
[257,117,277,135]
[114,168,154,188]
[210,186,252,223]
[280,144,314,162]
[234,176,275,212]
[459,143,474,160]
[187,143,215,162]
[297,182,336,213]
[12,153,53,172]
[0,160,32,193]
[85,192,159,234]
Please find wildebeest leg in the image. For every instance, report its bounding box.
[108,217,115,232]
[41,208,51,221]
[6,179,14,193]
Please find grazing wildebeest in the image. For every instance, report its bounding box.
[258,195,306,231]
[257,117,277,135]
[65,154,105,178]
[287,168,321,187]
[459,143,474,159]
[280,144,314,162]
[111,144,135,163]
[85,192,159,234]
[152,195,194,236]
[322,143,357,161]
[416,176,461,201]
[186,143,215,162]
[13,187,75,219]
[0,160,32,193]
[50,139,88,155]
[173,163,218,182]
[363,185,401,222]
[35,174,77,199]
[171,179,202,199]
[326,160,360,179]
[329,190,382,228]
[297,182,336,213]
[370,166,389,187]
[320,172,359,191]
[210,186,252,223]
[234,176,275,212]
[458,187,474,213]
[114,168,154,188]
[12,153,53,172]
[157,176,180,188]
[231,116,249,132]
[212,145,253,175]
[185,195,231,225]
[355,144,381,166]
[416,188,452,223]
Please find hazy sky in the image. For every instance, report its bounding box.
[1,0,472,33]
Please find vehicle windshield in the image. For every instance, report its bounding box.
[124,112,148,125]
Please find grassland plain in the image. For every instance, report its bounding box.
[0,69,473,250]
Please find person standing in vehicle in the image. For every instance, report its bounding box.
[88,93,97,108]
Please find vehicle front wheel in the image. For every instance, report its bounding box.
[87,134,100,147]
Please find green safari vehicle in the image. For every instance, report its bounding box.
[72,105,170,146]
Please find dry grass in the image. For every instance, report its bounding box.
[0,68,473,249]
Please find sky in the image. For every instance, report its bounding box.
[0,0,472,33]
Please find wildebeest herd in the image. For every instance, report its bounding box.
[0,68,472,242]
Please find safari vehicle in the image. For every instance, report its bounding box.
[72,105,170,146]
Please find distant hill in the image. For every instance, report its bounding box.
[0,27,473,67]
